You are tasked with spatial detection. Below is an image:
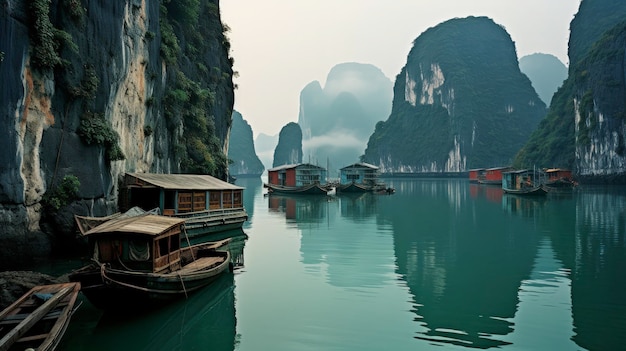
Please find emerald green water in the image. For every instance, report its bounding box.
[59,178,626,350]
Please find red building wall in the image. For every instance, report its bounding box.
[286,169,296,186]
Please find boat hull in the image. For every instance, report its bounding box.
[336,182,392,194]
[265,183,330,195]
[70,249,231,310]
[0,282,81,351]
[502,186,547,196]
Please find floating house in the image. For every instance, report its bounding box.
[337,163,388,193]
[479,167,512,185]
[265,163,330,195]
[119,173,248,244]
[543,168,576,191]
[468,168,485,183]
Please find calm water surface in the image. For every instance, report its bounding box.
[59,178,626,350]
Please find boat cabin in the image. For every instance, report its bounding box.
[339,163,380,185]
[121,173,244,215]
[81,215,186,274]
[502,169,545,191]
[545,168,573,182]
[267,163,328,187]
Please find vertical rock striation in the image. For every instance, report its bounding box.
[0,0,234,265]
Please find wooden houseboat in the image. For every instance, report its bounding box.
[69,214,232,309]
[479,167,512,185]
[336,163,392,193]
[0,282,81,351]
[119,173,247,244]
[265,163,331,195]
[502,169,547,196]
[543,168,577,192]
[468,168,485,183]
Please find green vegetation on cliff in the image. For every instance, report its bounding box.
[160,0,234,179]
[514,19,626,170]
[363,17,546,171]
[228,111,264,176]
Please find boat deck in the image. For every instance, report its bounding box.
[179,256,224,272]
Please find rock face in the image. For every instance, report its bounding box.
[362,17,546,172]
[298,62,392,174]
[0,0,234,263]
[519,53,568,105]
[514,0,626,182]
[228,111,264,177]
[273,123,303,167]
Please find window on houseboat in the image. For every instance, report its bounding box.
[178,192,193,213]
[129,239,150,261]
[164,190,176,215]
[210,192,221,209]
[233,190,242,207]
[193,192,206,211]
[223,191,233,208]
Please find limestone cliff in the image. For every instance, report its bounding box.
[0,0,234,264]
[514,0,626,182]
[228,110,264,177]
[362,17,546,172]
[273,123,303,167]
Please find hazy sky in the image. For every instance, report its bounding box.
[220,1,581,138]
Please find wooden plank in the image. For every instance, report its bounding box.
[0,286,72,351]
[178,257,223,272]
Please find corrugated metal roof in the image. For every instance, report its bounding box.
[267,163,326,172]
[504,169,530,174]
[340,162,378,170]
[84,214,184,236]
[127,173,243,190]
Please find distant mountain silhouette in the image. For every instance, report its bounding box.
[362,16,546,172]
[298,62,392,175]
[519,53,568,105]
[228,111,264,176]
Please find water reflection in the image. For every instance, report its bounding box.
[469,183,504,204]
[380,179,538,348]
[234,177,263,229]
[267,193,335,225]
[338,193,378,221]
[571,186,626,350]
[501,194,547,218]
[61,273,237,351]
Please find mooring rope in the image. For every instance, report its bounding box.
[178,272,188,299]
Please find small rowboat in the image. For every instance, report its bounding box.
[0,282,81,351]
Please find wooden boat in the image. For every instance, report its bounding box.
[265,182,330,195]
[542,168,577,192]
[265,163,331,195]
[0,282,81,351]
[118,173,248,243]
[336,163,393,194]
[69,214,232,310]
[502,169,547,196]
